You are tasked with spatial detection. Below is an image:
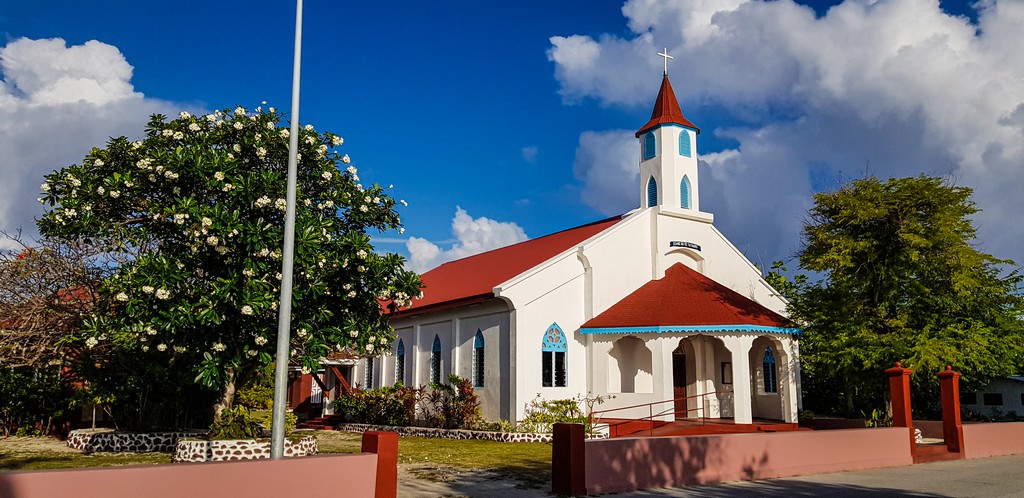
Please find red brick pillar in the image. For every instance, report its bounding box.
[885,362,916,454]
[937,365,965,453]
[362,431,399,498]
[552,423,586,496]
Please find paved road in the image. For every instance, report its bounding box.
[399,453,1024,497]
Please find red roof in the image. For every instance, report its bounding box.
[581,263,793,332]
[394,216,623,316]
[635,74,700,138]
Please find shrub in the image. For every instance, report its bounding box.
[261,411,297,437]
[334,384,419,426]
[208,405,263,440]
[518,395,586,434]
[419,375,481,429]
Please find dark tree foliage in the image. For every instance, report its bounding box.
[789,176,1024,417]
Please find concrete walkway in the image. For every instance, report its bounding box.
[399,453,1024,497]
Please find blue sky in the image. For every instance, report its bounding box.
[3,0,1021,274]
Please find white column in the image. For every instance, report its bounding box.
[782,337,800,423]
[700,337,719,418]
[726,335,754,424]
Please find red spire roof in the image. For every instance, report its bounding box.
[581,263,795,333]
[635,74,699,138]
[392,216,623,316]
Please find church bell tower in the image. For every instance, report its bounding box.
[636,49,701,213]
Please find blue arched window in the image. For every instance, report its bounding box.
[647,177,658,208]
[431,335,442,384]
[542,323,567,387]
[396,339,406,385]
[473,330,485,387]
[762,347,777,394]
[678,129,692,158]
[643,132,656,160]
[680,175,691,209]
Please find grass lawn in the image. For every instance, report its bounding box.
[1,430,552,485]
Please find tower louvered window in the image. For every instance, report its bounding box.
[681,175,691,209]
[679,129,692,157]
[647,177,658,208]
[643,132,656,160]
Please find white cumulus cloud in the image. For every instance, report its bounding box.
[551,0,1024,265]
[406,207,528,273]
[0,37,187,249]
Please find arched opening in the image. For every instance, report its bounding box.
[676,335,733,419]
[647,176,658,208]
[680,175,691,209]
[542,323,567,387]
[679,129,692,157]
[430,335,442,384]
[396,339,406,385]
[473,330,485,387]
[643,131,656,160]
[748,336,788,421]
[608,336,653,393]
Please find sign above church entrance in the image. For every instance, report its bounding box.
[670,241,701,251]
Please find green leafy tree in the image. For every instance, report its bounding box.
[38,106,422,422]
[790,176,1024,417]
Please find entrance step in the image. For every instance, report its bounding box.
[914,442,963,464]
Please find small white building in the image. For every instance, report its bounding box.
[960,376,1024,419]
[356,72,802,425]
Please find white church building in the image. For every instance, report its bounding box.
[355,70,802,426]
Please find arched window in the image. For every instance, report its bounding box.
[643,132,656,160]
[473,330,485,387]
[647,177,658,208]
[430,335,442,384]
[762,346,777,394]
[365,357,374,388]
[396,339,406,385]
[678,129,692,157]
[680,175,691,209]
[542,323,568,387]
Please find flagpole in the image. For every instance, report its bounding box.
[271,0,303,460]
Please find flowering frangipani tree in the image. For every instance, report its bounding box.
[38,106,422,419]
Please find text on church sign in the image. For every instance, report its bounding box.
[669,241,701,251]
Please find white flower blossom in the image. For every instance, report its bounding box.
[174,345,187,353]
[356,249,368,259]
[321,170,332,180]
[342,154,351,164]
[400,200,408,206]
[142,285,154,294]
[233,122,243,130]
[241,305,254,315]
[174,213,187,224]
[201,217,213,227]
[162,129,174,137]
[323,200,333,209]
[279,128,289,138]
[234,106,246,116]
[359,205,368,213]
[205,114,216,122]
[297,328,308,338]
[347,290,356,298]
[366,343,374,352]
[142,345,149,352]
[132,141,143,149]
[247,350,258,357]
[97,186,105,195]
[222,183,234,192]
[364,196,371,203]
[242,268,255,277]
[255,336,268,346]
[92,159,104,167]
[85,337,98,348]
[206,235,219,246]
[304,124,313,131]
[173,131,184,140]
[155,289,171,300]
[269,107,276,113]
[180,111,191,119]
[349,330,358,338]
[346,166,357,175]
[357,265,366,272]
[82,204,92,212]
[257,248,270,257]
[64,208,77,218]
[188,123,201,132]
[146,327,157,335]
[157,343,168,352]
[254,196,272,208]
[149,174,157,182]
[213,342,226,352]
[109,190,121,198]
[256,147,267,159]
[275,198,286,211]
[115,292,128,302]
[331,136,344,146]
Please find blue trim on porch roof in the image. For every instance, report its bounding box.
[579,324,803,336]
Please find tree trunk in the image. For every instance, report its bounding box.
[212,367,237,423]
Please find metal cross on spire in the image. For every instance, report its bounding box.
[657,47,673,75]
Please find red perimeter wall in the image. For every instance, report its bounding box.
[962,422,1024,459]
[583,427,913,495]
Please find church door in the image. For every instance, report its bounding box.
[672,348,687,419]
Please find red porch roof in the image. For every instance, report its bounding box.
[394,216,623,316]
[581,263,796,334]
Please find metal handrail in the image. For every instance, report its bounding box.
[588,389,734,437]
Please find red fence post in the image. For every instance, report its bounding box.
[552,423,586,496]
[885,362,916,455]
[362,431,399,498]
[937,365,965,453]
